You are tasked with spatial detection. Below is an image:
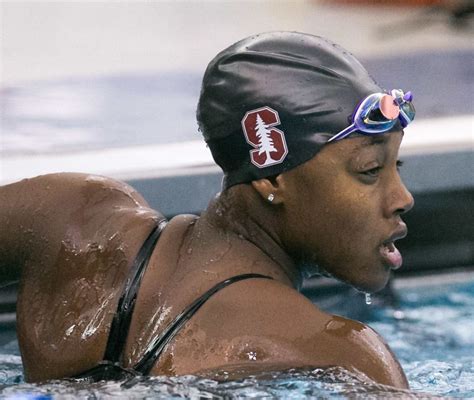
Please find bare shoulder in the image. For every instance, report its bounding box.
[2,172,165,245]
[168,278,408,389]
[1,172,163,282]
[1,172,150,208]
[192,278,332,341]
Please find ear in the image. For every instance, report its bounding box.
[251,175,287,204]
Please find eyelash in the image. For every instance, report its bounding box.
[363,166,382,177]
[362,160,404,177]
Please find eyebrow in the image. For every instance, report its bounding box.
[361,135,389,147]
[348,130,404,157]
[360,129,405,147]
[348,135,387,156]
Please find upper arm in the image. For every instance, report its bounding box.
[168,278,408,389]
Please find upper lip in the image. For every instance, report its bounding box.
[383,224,408,245]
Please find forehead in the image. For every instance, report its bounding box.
[285,131,404,181]
[340,131,404,159]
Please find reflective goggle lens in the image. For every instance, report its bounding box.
[354,93,397,134]
[328,89,415,142]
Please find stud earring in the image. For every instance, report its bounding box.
[267,193,275,203]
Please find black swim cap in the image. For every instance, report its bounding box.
[197,31,387,189]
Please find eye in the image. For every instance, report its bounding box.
[361,166,382,178]
[396,160,404,172]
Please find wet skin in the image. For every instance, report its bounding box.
[276,131,414,292]
[0,131,412,387]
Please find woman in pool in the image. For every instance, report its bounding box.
[0,32,414,387]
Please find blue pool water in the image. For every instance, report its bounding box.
[373,277,474,398]
[0,274,472,398]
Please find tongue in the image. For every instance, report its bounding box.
[381,242,403,269]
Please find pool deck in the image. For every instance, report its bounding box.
[1,1,472,188]
[1,2,472,167]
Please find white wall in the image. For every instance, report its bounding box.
[1,0,471,85]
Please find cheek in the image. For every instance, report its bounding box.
[315,179,374,232]
[332,191,376,235]
[300,180,381,263]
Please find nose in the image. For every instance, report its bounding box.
[385,175,415,218]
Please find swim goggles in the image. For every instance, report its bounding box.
[327,89,415,142]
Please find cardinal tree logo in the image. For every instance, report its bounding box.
[241,106,288,168]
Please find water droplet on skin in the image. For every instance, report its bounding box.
[365,293,372,305]
[247,351,257,361]
[108,232,119,242]
[65,325,75,337]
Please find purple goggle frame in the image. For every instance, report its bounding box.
[328,89,415,142]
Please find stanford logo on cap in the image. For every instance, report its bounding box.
[241,106,288,168]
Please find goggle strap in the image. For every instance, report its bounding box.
[398,107,411,128]
[327,124,357,143]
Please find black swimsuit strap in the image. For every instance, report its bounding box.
[133,273,273,375]
[103,219,168,363]
[74,222,272,381]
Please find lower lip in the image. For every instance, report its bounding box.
[379,242,403,270]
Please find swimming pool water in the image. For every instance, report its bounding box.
[0,275,472,398]
[372,276,474,398]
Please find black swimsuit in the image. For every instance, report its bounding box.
[74,221,272,381]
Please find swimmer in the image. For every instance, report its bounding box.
[0,32,414,388]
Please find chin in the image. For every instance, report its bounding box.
[353,270,390,294]
[307,255,391,293]
[333,261,391,294]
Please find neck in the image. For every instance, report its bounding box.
[200,186,299,287]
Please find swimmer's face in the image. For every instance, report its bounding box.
[280,131,414,292]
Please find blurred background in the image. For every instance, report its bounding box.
[1,4,473,391]
[0,0,473,278]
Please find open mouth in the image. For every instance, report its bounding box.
[379,241,403,270]
[379,225,407,270]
